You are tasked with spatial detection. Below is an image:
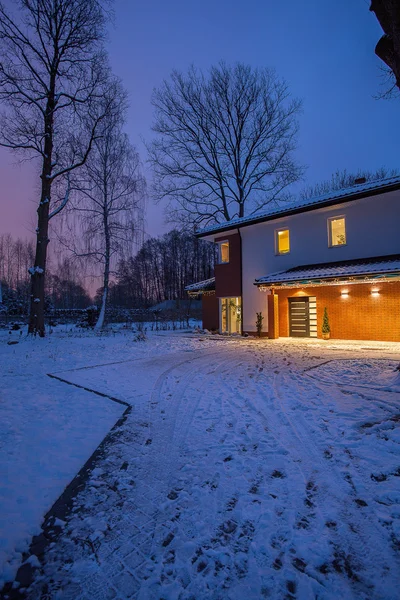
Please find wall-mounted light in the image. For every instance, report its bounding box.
[371,289,380,297]
[341,290,349,298]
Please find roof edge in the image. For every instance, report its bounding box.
[196,179,400,239]
[254,253,400,287]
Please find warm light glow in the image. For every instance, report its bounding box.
[341,290,349,297]
[276,229,290,254]
[328,216,346,247]
[218,241,229,263]
[371,289,380,297]
[220,297,242,334]
[257,275,400,292]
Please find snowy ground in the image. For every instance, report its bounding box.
[1,329,400,599]
[0,325,207,590]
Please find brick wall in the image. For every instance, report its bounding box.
[215,233,242,298]
[202,294,219,331]
[275,281,400,342]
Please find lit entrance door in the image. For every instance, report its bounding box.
[220,297,242,334]
[289,297,310,337]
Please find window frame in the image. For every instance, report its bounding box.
[275,228,290,255]
[217,240,230,264]
[327,215,347,248]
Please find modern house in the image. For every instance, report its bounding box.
[186,176,400,341]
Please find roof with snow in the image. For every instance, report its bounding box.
[255,254,400,287]
[185,277,215,295]
[197,176,400,237]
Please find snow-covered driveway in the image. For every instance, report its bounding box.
[0,329,219,590]
[25,337,400,600]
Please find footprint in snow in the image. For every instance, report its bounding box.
[271,470,286,479]
[249,483,259,494]
[226,497,238,511]
[286,579,297,597]
[354,498,368,507]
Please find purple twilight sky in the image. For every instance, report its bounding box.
[0,0,399,241]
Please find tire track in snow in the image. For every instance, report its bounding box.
[220,356,345,599]
[135,351,247,599]
[27,350,228,600]
[220,350,399,599]
[157,350,323,599]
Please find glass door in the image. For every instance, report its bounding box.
[221,298,229,333]
[220,297,242,334]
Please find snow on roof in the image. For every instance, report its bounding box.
[255,254,400,286]
[185,277,216,293]
[198,175,400,237]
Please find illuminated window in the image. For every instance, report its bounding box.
[218,241,229,263]
[276,229,290,254]
[328,216,346,247]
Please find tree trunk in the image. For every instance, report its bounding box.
[28,177,51,336]
[95,284,108,330]
[95,209,110,331]
[28,77,55,337]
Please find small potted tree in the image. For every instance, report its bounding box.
[321,307,331,340]
[256,311,264,338]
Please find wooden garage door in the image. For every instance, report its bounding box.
[289,297,310,337]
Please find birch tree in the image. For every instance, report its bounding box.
[149,62,303,228]
[0,0,113,336]
[67,88,146,330]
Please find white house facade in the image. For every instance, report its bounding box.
[189,176,400,342]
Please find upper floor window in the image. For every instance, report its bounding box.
[217,240,229,263]
[275,229,290,255]
[328,216,346,247]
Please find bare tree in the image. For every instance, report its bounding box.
[64,87,146,329]
[0,0,113,336]
[149,62,303,228]
[300,167,399,200]
[370,0,400,93]
[0,234,35,289]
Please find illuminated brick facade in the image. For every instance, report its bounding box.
[273,281,400,341]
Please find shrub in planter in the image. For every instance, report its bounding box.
[322,307,331,340]
[256,312,264,337]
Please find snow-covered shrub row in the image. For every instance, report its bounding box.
[0,303,202,330]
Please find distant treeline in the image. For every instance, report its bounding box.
[99,229,215,308]
[0,234,91,314]
[0,230,215,314]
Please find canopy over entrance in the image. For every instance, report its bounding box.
[255,254,400,290]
